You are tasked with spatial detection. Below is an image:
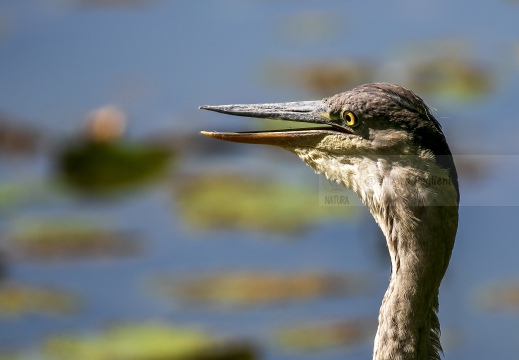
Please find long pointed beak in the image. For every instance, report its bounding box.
[200,100,329,124]
[199,100,343,146]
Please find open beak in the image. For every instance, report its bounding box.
[199,100,348,146]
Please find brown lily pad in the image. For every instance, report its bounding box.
[478,282,519,311]
[262,60,374,97]
[0,282,78,318]
[153,271,369,307]
[275,319,374,352]
[5,219,142,261]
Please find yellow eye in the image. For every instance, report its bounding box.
[340,110,358,127]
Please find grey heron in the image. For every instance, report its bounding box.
[200,82,459,360]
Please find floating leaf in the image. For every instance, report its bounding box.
[56,104,174,195]
[0,323,257,360]
[0,181,50,210]
[46,324,211,360]
[6,219,142,261]
[0,282,78,318]
[262,60,374,97]
[408,57,492,100]
[478,282,519,311]
[0,115,42,155]
[57,140,173,195]
[275,319,373,352]
[175,173,355,234]
[153,272,369,307]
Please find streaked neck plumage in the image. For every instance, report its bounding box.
[292,144,458,360]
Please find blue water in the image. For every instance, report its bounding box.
[1,1,519,359]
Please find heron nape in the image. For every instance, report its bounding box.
[200,83,459,360]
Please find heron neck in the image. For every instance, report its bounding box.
[293,149,458,360]
[372,214,446,360]
[369,201,457,360]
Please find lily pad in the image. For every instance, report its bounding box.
[0,282,78,318]
[0,116,42,155]
[478,282,519,310]
[0,181,51,210]
[0,323,257,360]
[56,105,174,195]
[5,218,142,261]
[275,319,373,352]
[175,173,355,234]
[408,57,492,101]
[153,272,369,307]
[57,140,173,195]
[262,60,374,97]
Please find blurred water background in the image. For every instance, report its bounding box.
[1,1,519,359]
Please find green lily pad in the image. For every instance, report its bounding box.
[0,181,51,210]
[408,57,492,101]
[0,324,257,360]
[57,140,173,195]
[175,173,356,234]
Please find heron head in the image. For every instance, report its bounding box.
[202,83,442,153]
[200,83,458,200]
